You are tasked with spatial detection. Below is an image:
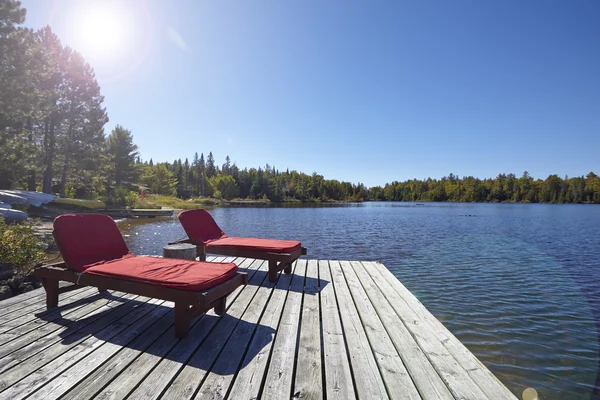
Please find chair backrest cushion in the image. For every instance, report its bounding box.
[53,214,133,272]
[178,209,227,245]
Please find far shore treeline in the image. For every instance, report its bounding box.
[1,1,599,206]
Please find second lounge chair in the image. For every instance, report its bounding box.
[176,209,307,282]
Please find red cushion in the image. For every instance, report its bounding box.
[178,209,226,245]
[206,237,301,253]
[54,214,132,272]
[85,256,238,291]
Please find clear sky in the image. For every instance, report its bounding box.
[21,0,600,187]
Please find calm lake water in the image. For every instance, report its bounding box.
[118,203,600,399]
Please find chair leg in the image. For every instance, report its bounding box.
[214,296,226,316]
[284,263,292,274]
[268,260,278,282]
[98,287,108,294]
[196,246,207,261]
[174,303,190,338]
[41,278,59,309]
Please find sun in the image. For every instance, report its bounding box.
[72,3,127,60]
[57,0,151,80]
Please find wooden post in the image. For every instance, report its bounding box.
[163,243,197,260]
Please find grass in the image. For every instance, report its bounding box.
[225,197,273,204]
[145,195,221,209]
[143,194,346,208]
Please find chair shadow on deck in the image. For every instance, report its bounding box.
[237,267,328,295]
[36,292,278,375]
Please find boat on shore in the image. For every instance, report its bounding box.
[0,208,27,223]
[0,190,173,220]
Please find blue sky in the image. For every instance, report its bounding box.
[22,0,600,187]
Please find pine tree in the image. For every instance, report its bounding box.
[206,152,216,178]
[222,155,231,175]
[105,125,139,188]
[198,153,205,196]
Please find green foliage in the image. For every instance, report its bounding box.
[64,184,76,199]
[105,125,139,188]
[113,185,129,205]
[140,163,177,196]
[209,174,238,200]
[1,2,107,193]
[0,219,45,275]
[145,194,209,209]
[124,191,139,208]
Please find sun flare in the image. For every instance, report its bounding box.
[73,3,126,60]
[58,0,151,80]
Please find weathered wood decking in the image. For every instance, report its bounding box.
[0,258,517,399]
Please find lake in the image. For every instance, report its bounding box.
[117,202,600,399]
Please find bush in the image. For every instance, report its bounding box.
[64,184,76,199]
[0,219,46,276]
[111,185,129,206]
[124,191,139,208]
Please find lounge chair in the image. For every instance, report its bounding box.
[176,209,307,282]
[34,214,247,338]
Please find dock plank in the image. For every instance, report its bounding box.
[27,300,173,400]
[0,282,73,312]
[319,260,355,400]
[293,259,323,400]
[97,257,255,400]
[194,263,280,399]
[227,261,298,400]
[340,261,420,399]
[0,290,130,362]
[350,261,453,400]
[0,296,159,399]
[366,261,516,400]
[0,286,95,331]
[328,261,389,400]
[125,258,265,400]
[0,291,135,376]
[261,259,307,400]
[59,311,175,400]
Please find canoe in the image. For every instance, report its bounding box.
[6,190,59,206]
[0,202,11,209]
[0,192,28,206]
[51,198,106,209]
[0,208,28,223]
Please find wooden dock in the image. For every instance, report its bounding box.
[0,258,517,399]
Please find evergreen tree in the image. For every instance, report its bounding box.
[206,151,216,178]
[141,163,176,195]
[222,155,231,175]
[105,125,138,188]
[198,153,205,196]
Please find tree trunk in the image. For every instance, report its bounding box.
[59,121,74,196]
[60,158,68,196]
[26,118,36,191]
[27,170,36,191]
[42,117,56,194]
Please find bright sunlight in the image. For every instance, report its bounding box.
[73,4,125,59]
[57,0,151,80]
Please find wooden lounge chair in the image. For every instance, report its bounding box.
[34,214,247,338]
[176,209,307,282]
